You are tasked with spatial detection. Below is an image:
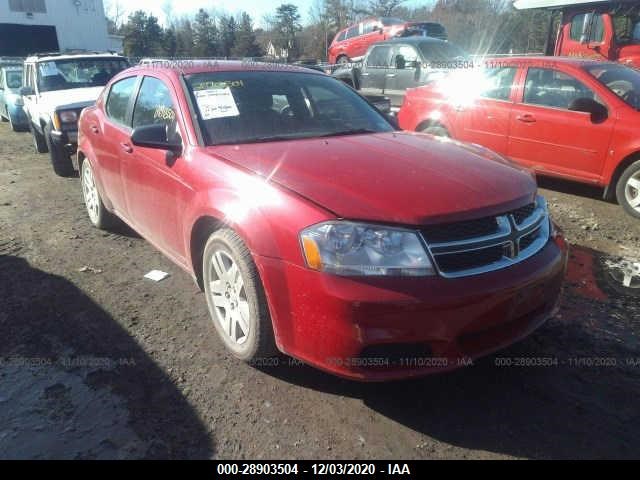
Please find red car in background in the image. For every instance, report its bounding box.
[77,61,567,381]
[398,56,640,219]
[328,17,447,65]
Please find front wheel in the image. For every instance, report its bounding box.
[81,159,118,230]
[203,229,276,362]
[419,123,450,138]
[30,122,49,153]
[45,126,74,177]
[616,160,640,219]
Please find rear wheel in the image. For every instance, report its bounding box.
[336,55,350,66]
[203,229,276,362]
[616,160,640,219]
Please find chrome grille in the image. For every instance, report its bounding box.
[422,197,550,278]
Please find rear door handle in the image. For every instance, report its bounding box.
[120,142,133,154]
[516,114,536,123]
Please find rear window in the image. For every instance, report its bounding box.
[37,57,130,92]
[418,42,468,61]
[5,70,22,88]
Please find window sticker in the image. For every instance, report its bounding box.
[192,80,244,91]
[194,87,240,120]
[39,62,60,77]
[154,105,176,121]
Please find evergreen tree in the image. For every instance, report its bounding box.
[219,15,238,58]
[273,4,302,61]
[231,13,263,58]
[193,9,218,57]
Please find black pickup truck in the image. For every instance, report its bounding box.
[332,37,469,110]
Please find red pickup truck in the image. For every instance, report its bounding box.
[398,56,640,218]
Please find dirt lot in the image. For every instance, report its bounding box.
[1,121,639,460]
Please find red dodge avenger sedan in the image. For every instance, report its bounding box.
[398,57,640,219]
[77,61,567,381]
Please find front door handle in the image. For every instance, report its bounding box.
[516,114,536,123]
[120,142,133,154]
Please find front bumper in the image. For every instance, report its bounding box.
[50,129,78,155]
[258,235,568,381]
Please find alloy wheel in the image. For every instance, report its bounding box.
[207,250,250,346]
[81,162,100,224]
[625,172,640,213]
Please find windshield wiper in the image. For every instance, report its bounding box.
[319,129,379,138]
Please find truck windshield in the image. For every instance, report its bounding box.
[185,71,394,146]
[5,70,22,89]
[586,64,640,110]
[37,58,129,92]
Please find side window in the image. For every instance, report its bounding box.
[336,30,346,42]
[346,26,359,39]
[523,68,600,110]
[570,13,604,42]
[363,21,376,34]
[480,67,518,101]
[106,76,137,126]
[393,45,419,69]
[366,46,392,67]
[0,71,4,90]
[132,76,176,129]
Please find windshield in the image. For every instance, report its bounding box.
[185,71,394,146]
[418,42,468,62]
[37,58,129,92]
[5,70,22,89]
[585,64,640,110]
[381,18,405,26]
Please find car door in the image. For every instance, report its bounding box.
[508,66,615,181]
[357,20,383,59]
[122,74,190,262]
[94,75,139,216]
[343,25,360,60]
[386,44,424,108]
[455,66,519,156]
[360,45,392,97]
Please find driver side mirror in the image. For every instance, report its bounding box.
[568,97,608,123]
[20,86,34,96]
[131,123,183,155]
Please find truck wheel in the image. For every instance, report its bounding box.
[45,126,75,177]
[81,159,117,230]
[616,160,640,219]
[419,123,450,138]
[203,228,277,363]
[29,122,49,153]
[337,55,350,65]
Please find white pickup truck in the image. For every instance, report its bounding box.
[21,52,129,176]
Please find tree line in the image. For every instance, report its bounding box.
[106,0,553,61]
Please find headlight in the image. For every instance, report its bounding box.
[58,111,78,124]
[300,221,435,277]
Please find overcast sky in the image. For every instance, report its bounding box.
[109,0,434,28]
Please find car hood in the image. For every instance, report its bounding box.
[206,132,537,225]
[37,86,104,110]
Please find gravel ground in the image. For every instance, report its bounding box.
[1,121,639,460]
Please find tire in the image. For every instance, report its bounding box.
[29,121,49,153]
[337,55,350,66]
[80,159,118,230]
[203,228,276,362]
[44,125,74,177]
[8,113,21,132]
[419,123,450,138]
[615,160,640,219]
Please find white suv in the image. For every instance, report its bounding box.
[21,52,129,176]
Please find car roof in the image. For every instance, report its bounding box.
[483,55,620,68]
[26,52,125,63]
[125,59,326,77]
[375,37,450,46]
